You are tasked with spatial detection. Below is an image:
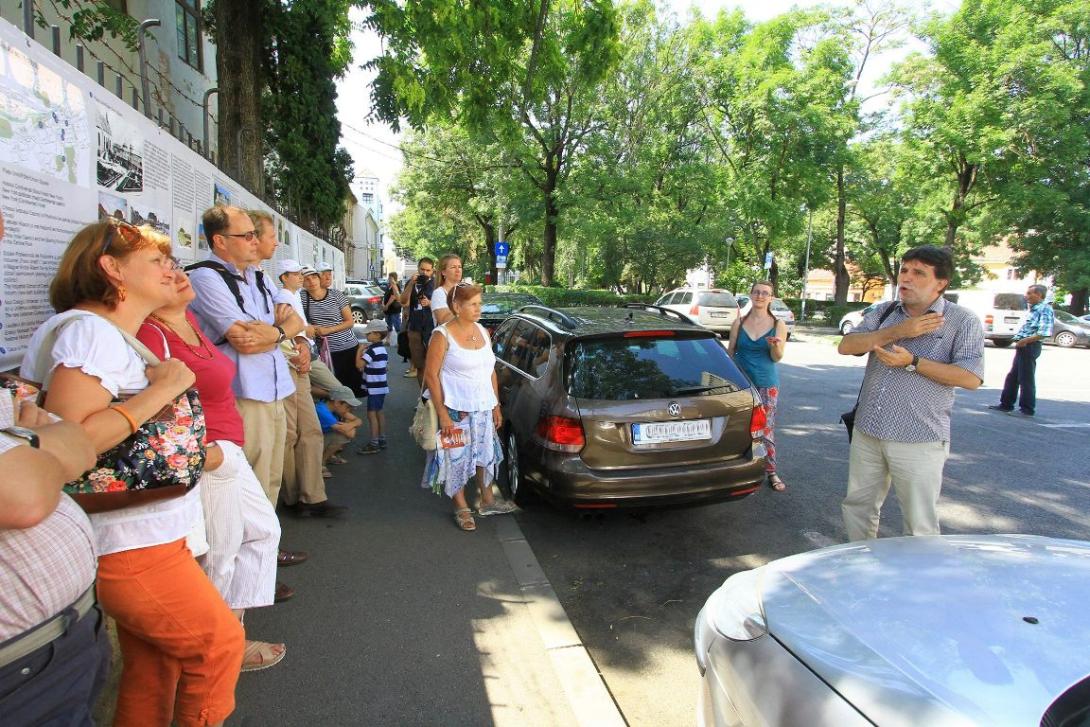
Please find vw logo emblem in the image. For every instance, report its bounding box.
[668,402,682,418]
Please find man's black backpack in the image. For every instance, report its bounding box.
[185,260,275,319]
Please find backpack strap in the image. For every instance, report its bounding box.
[185,260,250,317]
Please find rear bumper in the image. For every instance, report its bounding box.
[526,449,766,508]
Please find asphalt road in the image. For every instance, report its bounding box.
[515,333,1090,726]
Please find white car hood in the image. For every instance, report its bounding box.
[760,535,1090,727]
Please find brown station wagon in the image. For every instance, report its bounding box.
[493,304,768,509]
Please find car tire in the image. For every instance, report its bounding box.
[501,428,535,506]
[1055,331,1077,348]
[840,321,855,335]
[351,308,366,324]
[991,338,1012,348]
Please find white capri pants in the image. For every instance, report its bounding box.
[198,440,281,609]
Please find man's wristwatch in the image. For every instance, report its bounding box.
[274,325,286,343]
[904,354,920,373]
[2,426,40,448]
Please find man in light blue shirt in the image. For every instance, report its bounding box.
[989,284,1053,417]
[188,205,300,505]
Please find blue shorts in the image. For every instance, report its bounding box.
[367,393,386,412]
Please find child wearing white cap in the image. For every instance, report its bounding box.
[355,319,390,454]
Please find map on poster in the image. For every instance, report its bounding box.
[0,37,92,187]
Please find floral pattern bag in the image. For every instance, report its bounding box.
[33,314,206,514]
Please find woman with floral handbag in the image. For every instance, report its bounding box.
[20,220,243,727]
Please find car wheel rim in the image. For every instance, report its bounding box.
[352,311,365,324]
[842,323,853,335]
[507,432,519,497]
[1057,332,1075,347]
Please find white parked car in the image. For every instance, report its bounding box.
[653,288,740,336]
[838,302,883,335]
[695,535,1090,727]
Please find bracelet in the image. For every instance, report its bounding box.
[108,404,138,434]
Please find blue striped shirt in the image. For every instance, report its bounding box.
[1014,302,1054,341]
[362,343,389,395]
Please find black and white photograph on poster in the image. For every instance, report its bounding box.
[98,190,128,220]
[96,102,143,193]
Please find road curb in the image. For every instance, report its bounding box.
[494,517,628,727]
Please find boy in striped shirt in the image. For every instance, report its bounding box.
[356,319,390,454]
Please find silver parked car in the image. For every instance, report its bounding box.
[653,288,740,336]
[695,535,1090,727]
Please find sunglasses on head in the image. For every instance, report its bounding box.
[450,282,472,304]
[101,217,143,256]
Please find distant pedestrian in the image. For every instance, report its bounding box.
[400,257,435,379]
[838,245,984,541]
[989,285,1053,417]
[728,280,787,491]
[356,319,390,454]
[383,272,402,347]
[422,282,515,531]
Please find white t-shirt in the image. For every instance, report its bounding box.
[430,285,449,326]
[20,310,202,557]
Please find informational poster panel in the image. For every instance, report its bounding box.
[0,18,344,370]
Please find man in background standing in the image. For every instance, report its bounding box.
[989,284,1053,417]
[400,257,434,380]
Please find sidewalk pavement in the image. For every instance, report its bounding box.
[228,359,625,726]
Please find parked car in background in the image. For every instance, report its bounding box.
[695,534,1090,727]
[653,288,740,337]
[493,303,767,509]
[838,302,883,335]
[1048,309,1090,348]
[478,292,543,335]
[1079,313,1090,325]
[343,282,383,324]
[943,289,1028,347]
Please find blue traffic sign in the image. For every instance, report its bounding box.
[494,241,510,257]
[496,254,508,269]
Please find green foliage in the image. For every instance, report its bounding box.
[41,1,139,51]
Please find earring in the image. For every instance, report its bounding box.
[116,285,127,302]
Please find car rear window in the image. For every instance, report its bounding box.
[994,293,1027,311]
[566,335,749,400]
[697,291,738,308]
[770,298,789,312]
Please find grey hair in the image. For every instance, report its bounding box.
[1028,284,1048,298]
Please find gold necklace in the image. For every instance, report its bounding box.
[150,314,214,360]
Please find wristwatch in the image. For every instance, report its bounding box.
[274,325,286,343]
[2,426,40,448]
[904,354,920,373]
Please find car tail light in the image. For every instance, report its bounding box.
[624,330,675,338]
[984,314,994,331]
[367,296,381,304]
[750,402,768,460]
[536,415,585,452]
[690,303,700,315]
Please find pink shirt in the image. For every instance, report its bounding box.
[137,311,245,446]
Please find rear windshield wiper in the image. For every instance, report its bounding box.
[673,383,738,395]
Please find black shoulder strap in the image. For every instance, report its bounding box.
[254,270,273,314]
[876,301,898,327]
[185,260,249,317]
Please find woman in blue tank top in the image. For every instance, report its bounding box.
[728,281,788,490]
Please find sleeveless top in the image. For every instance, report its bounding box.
[434,323,497,412]
[733,322,779,388]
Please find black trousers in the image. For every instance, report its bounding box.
[999,340,1042,414]
[0,602,111,727]
[331,343,363,397]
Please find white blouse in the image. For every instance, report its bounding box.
[21,311,202,557]
[430,285,449,325]
[434,323,497,412]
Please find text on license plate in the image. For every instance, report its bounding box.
[632,419,712,445]
[1004,317,1020,323]
[709,311,729,318]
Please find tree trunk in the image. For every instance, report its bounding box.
[541,179,559,287]
[214,0,265,195]
[945,161,977,251]
[480,221,496,286]
[1071,287,1088,315]
[834,168,850,304]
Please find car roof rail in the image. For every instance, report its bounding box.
[621,303,697,326]
[518,305,578,330]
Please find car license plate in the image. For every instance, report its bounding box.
[632,419,712,445]
[1004,317,1020,324]
[709,311,729,318]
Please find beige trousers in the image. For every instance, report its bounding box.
[281,368,328,506]
[237,398,287,506]
[842,431,950,541]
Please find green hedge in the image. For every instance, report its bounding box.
[494,284,655,307]
[781,298,871,322]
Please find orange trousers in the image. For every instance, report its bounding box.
[96,538,244,727]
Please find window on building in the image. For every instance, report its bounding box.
[176,0,203,72]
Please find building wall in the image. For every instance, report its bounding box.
[0,0,218,155]
[345,202,381,279]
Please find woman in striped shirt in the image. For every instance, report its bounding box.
[301,270,361,396]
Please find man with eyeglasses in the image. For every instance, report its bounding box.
[187,205,304,512]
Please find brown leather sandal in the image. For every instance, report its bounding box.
[241,640,287,672]
[769,474,787,492]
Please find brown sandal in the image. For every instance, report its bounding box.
[454,507,476,532]
[769,474,787,492]
[241,640,286,672]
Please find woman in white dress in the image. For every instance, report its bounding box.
[422,282,515,531]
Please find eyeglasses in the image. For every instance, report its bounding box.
[102,217,143,256]
[222,230,257,241]
[750,291,772,298]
